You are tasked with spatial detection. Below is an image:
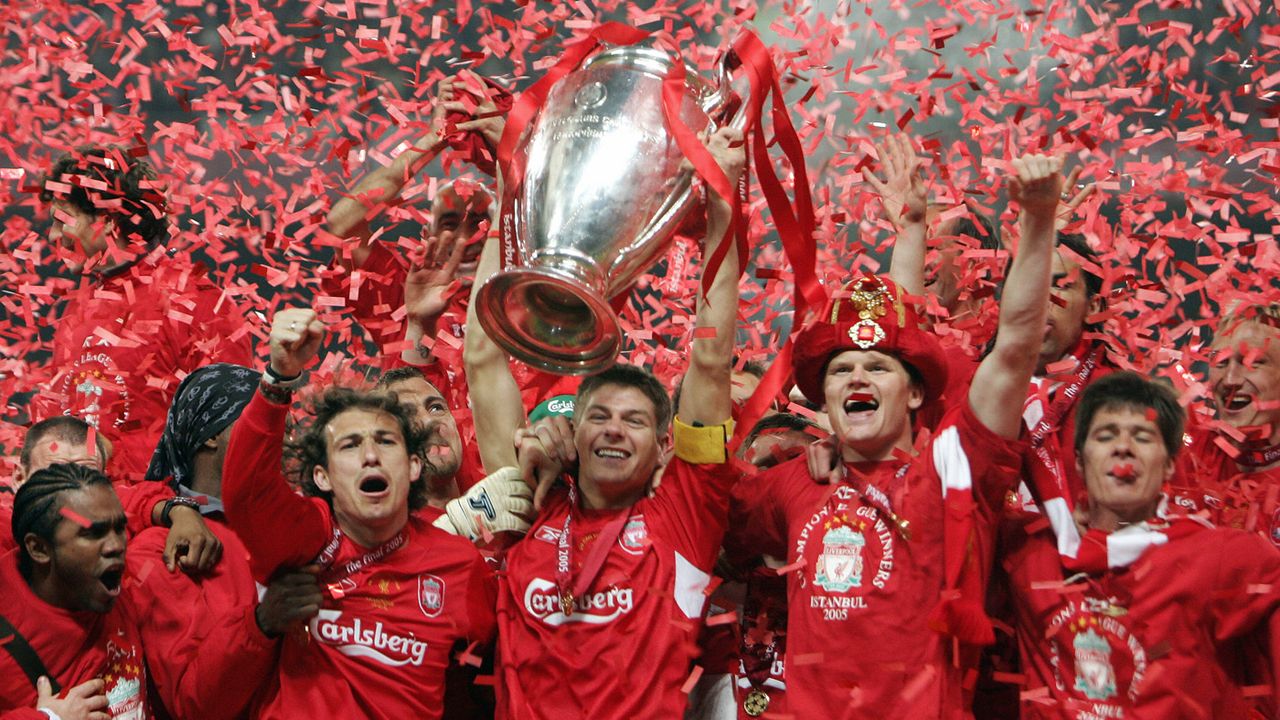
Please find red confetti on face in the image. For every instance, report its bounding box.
[59,507,92,528]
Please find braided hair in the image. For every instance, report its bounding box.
[12,463,113,576]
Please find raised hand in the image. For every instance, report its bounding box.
[1054,165,1096,232]
[405,230,469,327]
[439,71,508,150]
[864,134,927,230]
[1009,154,1064,222]
[268,308,324,378]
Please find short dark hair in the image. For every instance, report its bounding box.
[928,202,1001,253]
[12,463,114,576]
[40,146,168,248]
[737,360,767,379]
[743,412,823,448]
[374,365,429,390]
[1056,232,1102,300]
[21,416,107,471]
[1074,371,1184,457]
[577,364,673,433]
[290,388,430,510]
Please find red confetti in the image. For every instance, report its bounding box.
[59,507,91,528]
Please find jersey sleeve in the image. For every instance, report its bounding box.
[1208,531,1280,644]
[129,527,276,720]
[115,479,174,535]
[222,390,334,580]
[724,461,795,569]
[939,401,1027,514]
[648,419,740,570]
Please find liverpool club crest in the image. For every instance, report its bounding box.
[813,526,866,592]
[1073,628,1117,701]
[418,574,445,618]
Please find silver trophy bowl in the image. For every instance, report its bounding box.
[476,45,742,375]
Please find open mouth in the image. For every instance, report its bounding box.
[844,392,879,414]
[1221,391,1252,412]
[359,476,390,495]
[99,567,124,596]
[594,448,631,460]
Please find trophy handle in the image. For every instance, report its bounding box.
[704,48,747,132]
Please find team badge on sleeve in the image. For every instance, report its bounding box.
[418,574,445,618]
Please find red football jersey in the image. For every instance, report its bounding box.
[0,552,150,720]
[1178,428,1280,549]
[498,454,738,719]
[34,257,252,481]
[222,392,498,720]
[128,520,276,720]
[1006,521,1280,719]
[726,403,1023,719]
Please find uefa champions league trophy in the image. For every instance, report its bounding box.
[474,45,744,375]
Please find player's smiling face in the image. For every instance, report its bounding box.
[1210,320,1280,441]
[822,350,922,463]
[574,383,668,505]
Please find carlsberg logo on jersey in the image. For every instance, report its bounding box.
[310,610,429,667]
[524,578,634,626]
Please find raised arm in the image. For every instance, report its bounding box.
[323,80,460,269]
[462,231,525,472]
[968,154,1062,439]
[676,127,746,427]
[866,134,929,297]
[222,308,332,578]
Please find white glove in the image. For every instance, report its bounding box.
[434,466,534,541]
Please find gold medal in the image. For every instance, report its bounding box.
[560,590,574,617]
[743,688,770,717]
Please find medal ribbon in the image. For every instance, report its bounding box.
[555,482,635,615]
[314,525,410,585]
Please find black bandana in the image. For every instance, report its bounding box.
[146,363,258,487]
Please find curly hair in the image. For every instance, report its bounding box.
[288,387,431,511]
[40,145,168,248]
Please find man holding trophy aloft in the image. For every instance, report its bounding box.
[454,34,755,718]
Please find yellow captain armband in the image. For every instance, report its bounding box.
[673,416,735,465]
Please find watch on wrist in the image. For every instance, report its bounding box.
[262,365,303,386]
[161,496,202,527]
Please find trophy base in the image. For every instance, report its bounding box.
[475,268,623,376]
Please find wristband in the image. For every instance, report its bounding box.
[263,365,303,386]
[40,708,63,720]
[258,377,296,405]
[161,496,202,527]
